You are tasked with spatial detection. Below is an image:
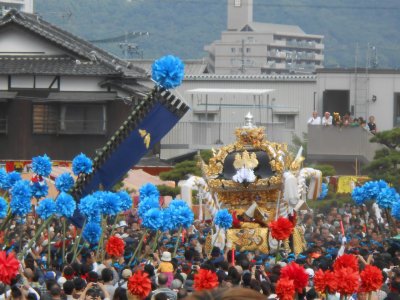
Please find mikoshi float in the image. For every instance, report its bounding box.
[195,112,323,255]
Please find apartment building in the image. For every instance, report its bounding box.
[205,0,324,75]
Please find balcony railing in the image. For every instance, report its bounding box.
[162,121,294,150]
[307,125,385,163]
[0,118,7,134]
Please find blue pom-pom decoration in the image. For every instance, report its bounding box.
[31,181,49,200]
[142,208,163,231]
[32,154,52,177]
[10,180,32,216]
[79,194,101,222]
[160,207,177,232]
[214,209,233,229]
[363,181,381,199]
[391,200,400,221]
[93,191,121,216]
[0,197,8,218]
[36,198,57,219]
[0,168,10,190]
[56,192,76,218]
[117,191,132,211]
[139,183,160,202]
[151,55,184,89]
[7,172,21,188]
[83,222,102,244]
[318,183,328,200]
[72,153,93,176]
[169,199,189,209]
[175,205,194,229]
[138,196,159,218]
[377,187,399,209]
[55,173,74,193]
[351,186,367,205]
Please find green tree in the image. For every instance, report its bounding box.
[157,185,180,198]
[290,132,307,158]
[309,164,336,177]
[159,160,201,185]
[364,128,400,187]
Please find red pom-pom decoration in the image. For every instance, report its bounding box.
[105,236,125,257]
[193,269,219,291]
[276,277,295,300]
[280,262,308,293]
[333,254,359,272]
[314,270,337,294]
[360,265,383,292]
[0,251,20,285]
[334,267,359,296]
[269,217,294,241]
[127,271,152,299]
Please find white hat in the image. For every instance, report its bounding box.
[306,268,315,278]
[161,251,172,262]
[57,277,67,287]
[122,269,132,279]
[118,220,127,228]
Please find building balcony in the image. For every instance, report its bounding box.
[161,121,294,151]
[0,118,7,134]
[307,125,385,164]
[271,40,324,51]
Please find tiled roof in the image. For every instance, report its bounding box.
[0,55,121,76]
[0,10,147,78]
[128,59,207,76]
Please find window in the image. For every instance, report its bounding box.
[231,47,236,53]
[394,93,400,127]
[276,114,295,129]
[194,113,216,121]
[246,47,251,53]
[32,104,58,134]
[60,104,106,135]
[234,0,241,7]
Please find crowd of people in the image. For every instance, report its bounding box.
[307,111,377,134]
[2,199,400,300]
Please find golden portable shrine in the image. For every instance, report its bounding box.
[200,113,323,255]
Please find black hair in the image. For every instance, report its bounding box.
[113,287,127,300]
[73,278,86,291]
[63,281,74,295]
[101,268,114,282]
[242,273,251,287]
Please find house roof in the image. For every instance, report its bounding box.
[0,55,121,76]
[128,59,207,76]
[0,10,147,78]
[243,22,305,34]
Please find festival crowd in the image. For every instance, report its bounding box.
[1,199,399,300]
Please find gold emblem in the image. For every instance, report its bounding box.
[233,150,258,170]
[139,129,151,149]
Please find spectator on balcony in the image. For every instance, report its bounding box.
[307,111,321,125]
[361,120,369,131]
[368,115,377,134]
[321,112,332,126]
[342,112,352,127]
[350,118,360,127]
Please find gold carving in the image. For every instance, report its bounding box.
[233,150,259,170]
[227,228,269,253]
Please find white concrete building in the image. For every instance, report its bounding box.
[204,0,324,75]
[0,0,33,15]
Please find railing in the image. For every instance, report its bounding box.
[307,125,385,163]
[58,120,106,135]
[0,118,7,134]
[162,121,294,150]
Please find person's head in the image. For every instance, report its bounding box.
[45,279,57,292]
[63,281,74,296]
[312,111,318,118]
[50,285,61,299]
[157,273,168,287]
[73,278,86,292]
[369,115,375,123]
[101,268,113,283]
[24,268,34,282]
[324,112,330,118]
[85,287,101,300]
[11,286,23,300]
[113,287,127,300]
